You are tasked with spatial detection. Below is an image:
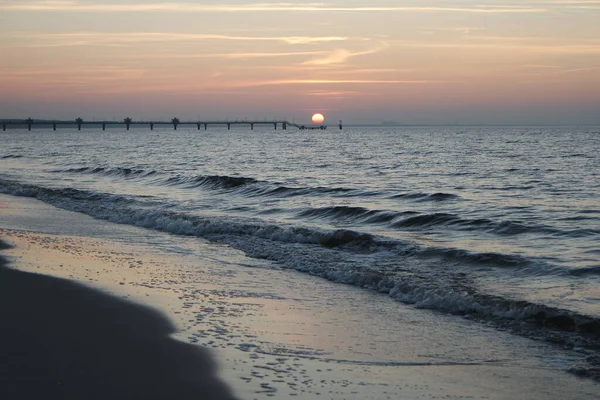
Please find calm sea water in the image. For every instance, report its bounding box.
[1,125,599,374]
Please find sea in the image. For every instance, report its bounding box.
[1,125,599,378]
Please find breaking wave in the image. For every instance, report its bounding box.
[2,177,599,359]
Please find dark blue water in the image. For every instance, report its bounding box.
[1,126,599,376]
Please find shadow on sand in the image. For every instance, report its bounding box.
[0,239,238,400]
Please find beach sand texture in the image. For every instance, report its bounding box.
[1,193,599,399]
[0,238,238,400]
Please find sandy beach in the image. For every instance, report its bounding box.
[1,193,598,399]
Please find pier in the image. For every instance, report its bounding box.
[1,118,341,131]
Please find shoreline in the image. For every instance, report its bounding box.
[1,193,599,399]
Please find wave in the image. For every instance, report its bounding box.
[0,179,377,250]
[489,185,535,191]
[389,192,460,202]
[0,179,569,273]
[417,246,533,269]
[165,174,257,189]
[570,265,600,276]
[50,164,365,196]
[244,185,359,198]
[1,178,599,369]
[296,205,401,224]
[394,213,598,237]
[296,206,598,238]
[1,154,24,159]
[51,166,157,178]
[49,165,475,207]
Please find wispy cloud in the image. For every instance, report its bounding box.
[0,66,147,80]
[521,64,562,69]
[521,66,598,77]
[305,89,362,96]
[137,51,328,60]
[0,1,548,13]
[434,27,484,34]
[15,32,350,47]
[389,38,600,54]
[232,79,459,87]
[302,89,378,100]
[303,43,388,65]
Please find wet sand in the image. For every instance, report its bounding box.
[0,238,237,400]
[1,193,598,399]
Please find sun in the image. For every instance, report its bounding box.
[312,113,325,124]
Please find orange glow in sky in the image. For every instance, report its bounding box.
[0,1,599,125]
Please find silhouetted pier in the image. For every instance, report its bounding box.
[1,118,341,131]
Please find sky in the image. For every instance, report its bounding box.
[1,0,599,125]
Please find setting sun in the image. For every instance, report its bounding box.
[312,113,325,124]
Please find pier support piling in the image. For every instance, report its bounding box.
[283,122,287,130]
[150,123,154,131]
[2,124,5,131]
[102,123,106,131]
[197,123,201,130]
[204,124,207,130]
[274,123,277,130]
[250,123,254,130]
[53,123,57,131]
[227,123,231,130]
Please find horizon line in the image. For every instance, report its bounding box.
[1,118,599,128]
